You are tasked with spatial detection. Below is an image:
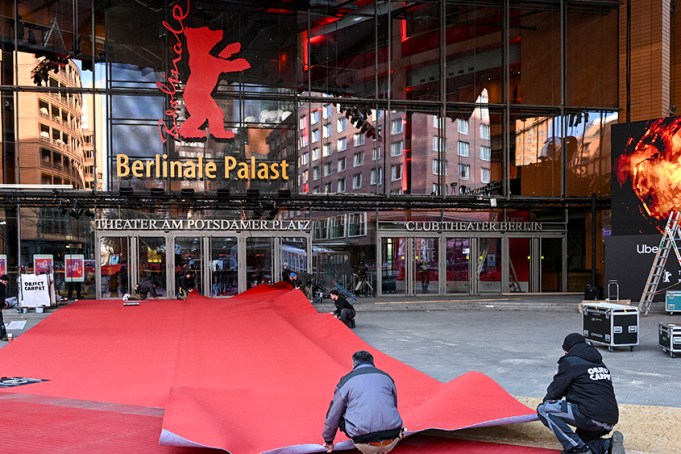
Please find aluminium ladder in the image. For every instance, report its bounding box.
[639,211,681,316]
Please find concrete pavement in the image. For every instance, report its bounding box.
[341,296,678,407]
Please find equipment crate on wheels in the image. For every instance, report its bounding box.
[665,290,681,315]
[581,302,639,352]
[658,322,681,358]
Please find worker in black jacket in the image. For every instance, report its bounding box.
[281,268,299,289]
[177,272,195,300]
[329,289,355,329]
[537,333,625,454]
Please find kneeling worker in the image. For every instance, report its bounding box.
[281,268,299,289]
[537,333,625,454]
[124,281,158,301]
[322,350,404,453]
[177,272,195,300]
[329,289,356,328]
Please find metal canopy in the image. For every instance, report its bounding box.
[0,189,610,212]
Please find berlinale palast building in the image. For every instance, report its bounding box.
[0,0,679,302]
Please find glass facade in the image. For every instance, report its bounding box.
[0,0,623,299]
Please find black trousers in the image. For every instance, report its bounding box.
[67,282,82,299]
[338,308,356,328]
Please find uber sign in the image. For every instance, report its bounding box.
[605,235,681,301]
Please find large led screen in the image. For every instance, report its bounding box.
[612,116,681,235]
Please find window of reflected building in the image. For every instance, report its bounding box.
[512,109,617,197]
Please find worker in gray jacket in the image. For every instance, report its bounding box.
[322,350,404,453]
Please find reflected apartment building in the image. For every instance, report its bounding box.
[280,95,494,291]
[12,53,91,280]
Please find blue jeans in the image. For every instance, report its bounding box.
[537,400,613,453]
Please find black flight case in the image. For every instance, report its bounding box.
[658,322,681,358]
[581,302,639,352]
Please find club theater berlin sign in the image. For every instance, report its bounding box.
[114,0,289,182]
[404,221,542,232]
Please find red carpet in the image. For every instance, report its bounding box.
[0,285,559,453]
[0,392,215,454]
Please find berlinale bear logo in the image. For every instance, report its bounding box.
[179,27,250,140]
[156,1,250,143]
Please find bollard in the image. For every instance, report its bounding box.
[7,333,12,342]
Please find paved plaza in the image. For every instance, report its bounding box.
[347,299,679,408]
[3,294,679,406]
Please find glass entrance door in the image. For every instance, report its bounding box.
[246,237,273,288]
[210,237,238,297]
[380,236,439,296]
[174,236,203,296]
[508,237,531,292]
[445,237,470,294]
[541,237,563,292]
[281,237,308,275]
[506,236,564,293]
[477,237,502,293]
[413,237,439,295]
[138,236,167,297]
[98,236,130,298]
[381,236,407,295]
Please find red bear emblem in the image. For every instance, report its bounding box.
[180,27,250,140]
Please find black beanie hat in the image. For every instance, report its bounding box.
[562,333,586,352]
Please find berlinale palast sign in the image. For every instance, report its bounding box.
[116,154,290,181]
[115,0,290,182]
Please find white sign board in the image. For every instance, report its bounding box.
[19,274,52,308]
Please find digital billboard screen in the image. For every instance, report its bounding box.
[612,116,681,235]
